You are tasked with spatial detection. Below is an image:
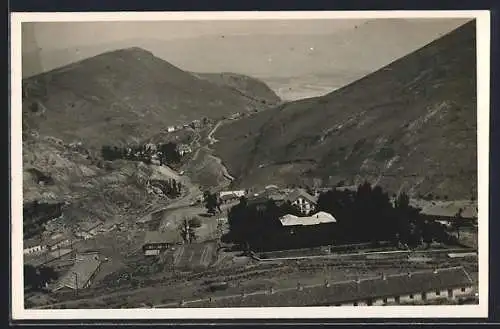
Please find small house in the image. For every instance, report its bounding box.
[177,144,192,156]
[167,126,176,133]
[75,221,103,240]
[143,230,183,256]
[285,189,318,215]
[23,237,47,255]
[45,232,73,251]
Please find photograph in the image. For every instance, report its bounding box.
[10,10,489,320]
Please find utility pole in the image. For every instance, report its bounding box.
[73,272,78,296]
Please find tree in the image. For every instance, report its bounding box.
[394,192,421,247]
[452,208,467,241]
[179,217,200,244]
[204,191,219,215]
[24,265,58,291]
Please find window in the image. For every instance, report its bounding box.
[395,296,400,303]
[367,299,373,306]
[353,302,358,306]
[448,289,453,298]
[409,294,414,299]
[383,298,388,304]
[436,290,441,296]
[421,292,427,300]
[461,287,466,292]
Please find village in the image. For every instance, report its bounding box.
[23,165,479,308]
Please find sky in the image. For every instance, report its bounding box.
[22,18,472,100]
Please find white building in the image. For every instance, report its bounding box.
[219,190,246,198]
[23,238,47,255]
[285,189,318,215]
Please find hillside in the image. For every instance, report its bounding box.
[22,47,278,149]
[214,21,477,199]
[192,72,281,108]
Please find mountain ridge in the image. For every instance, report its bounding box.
[213,20,477,199]
[22,46,280,149]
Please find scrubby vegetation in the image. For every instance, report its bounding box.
[23,201,64,239]
[24,264,59,291]
[101,142,181,165]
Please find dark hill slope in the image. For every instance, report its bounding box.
[22,47,277,148]
[192,72,281,108]
[214,21,477,199]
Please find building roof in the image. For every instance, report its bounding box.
[25,248,73,267]
[286,189,318,204]
[279,211,337,227]
[24,237,44,249]
[78,220,104,232]
[43,232,74,247]
[144,230,183,245]
[53,253,101,291]
[220,193,241,201]
[181,267,474,307]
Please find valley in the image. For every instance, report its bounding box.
[20,19,479,310]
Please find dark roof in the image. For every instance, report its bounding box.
[286,189,318,204]
[54,253,101,291]
[181,267,473,307]
[144,230,183,245]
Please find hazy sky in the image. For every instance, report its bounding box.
[22,19,368,52]
[22,18,472,99]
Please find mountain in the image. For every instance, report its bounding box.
[22,47,279,149]
[23,19,469,102]
[213,21,477,199]
[193,72,281,107]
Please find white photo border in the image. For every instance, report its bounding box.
[10,10,490,320]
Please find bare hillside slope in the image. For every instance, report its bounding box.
[214,21,477,199]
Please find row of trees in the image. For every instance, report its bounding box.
[178,217,202,243]
[24,264,58,291]
[149,179,183,198]
[101,142,181,165]
[223,182,462,252]
[223,198,305,251]
[203,192,222,215]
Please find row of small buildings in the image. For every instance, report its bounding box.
[23,220,117,256]
[169,267,477,308]
[166,119,206,133]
